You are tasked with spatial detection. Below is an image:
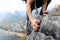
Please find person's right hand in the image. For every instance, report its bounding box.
[30,18,40,31]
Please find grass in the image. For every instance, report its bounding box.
[20,36,26,40]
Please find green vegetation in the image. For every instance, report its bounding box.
[20,36,26,40]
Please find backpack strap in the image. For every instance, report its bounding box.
[34,0,38,14]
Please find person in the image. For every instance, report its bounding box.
[25,0,51,32]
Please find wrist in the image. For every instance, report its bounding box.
[29,17,34,22]
[43,12,48,16]
[43,11,48,14]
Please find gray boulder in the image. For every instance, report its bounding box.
[27,14,60,40]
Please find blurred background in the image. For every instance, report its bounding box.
[0,0,60,40]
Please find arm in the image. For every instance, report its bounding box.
[42,0,48,15]
[26,0,40,31]
[26,0,34,22]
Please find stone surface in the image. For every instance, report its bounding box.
[27,14,60,40]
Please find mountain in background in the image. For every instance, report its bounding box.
[0,10,26,33]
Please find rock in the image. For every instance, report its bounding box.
[27,32,46,40]
[41,15,60,39]
[27,14,60,40]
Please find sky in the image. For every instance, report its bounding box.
[0,0,60,13]
[0,0,26,13]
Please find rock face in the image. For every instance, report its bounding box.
[27,15,60,40]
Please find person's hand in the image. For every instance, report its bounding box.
[30,18,40,31]
[43,12,48,16]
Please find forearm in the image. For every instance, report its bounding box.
[42,0,48,14]
[26,4,33,22]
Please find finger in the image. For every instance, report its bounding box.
[35,24,40,30]
[36,20,40,23]
[36,21,40,25]
[37,19,40,22]
[32,24,38,28]
[32,24,40,31]
[35,23,39,27]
